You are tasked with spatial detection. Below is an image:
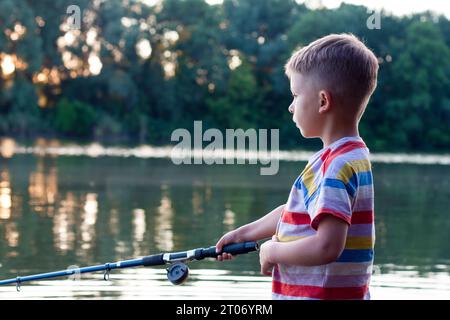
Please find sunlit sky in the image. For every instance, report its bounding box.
[142,0,450,19]
[313,0,450,18]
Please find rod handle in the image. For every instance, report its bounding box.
[142,253,165,266]
[198,241,259,259]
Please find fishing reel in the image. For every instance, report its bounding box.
[166,262,189,285]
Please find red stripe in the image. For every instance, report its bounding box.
[320,148,332,162]
[272,280,368,300]
[281,211,311,225]
[351,210,374,224]
[322,141,367,175]
[311,209,351,230]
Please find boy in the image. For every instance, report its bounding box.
[216,33,378,300]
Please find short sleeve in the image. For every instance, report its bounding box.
[310,159,357,231]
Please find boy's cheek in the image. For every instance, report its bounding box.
[294,114,304,129]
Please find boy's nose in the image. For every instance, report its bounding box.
[288,104,294,114]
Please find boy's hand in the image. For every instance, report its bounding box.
[215,229,241,261]
[259,235,278,276]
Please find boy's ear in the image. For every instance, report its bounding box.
[318,90,332,114]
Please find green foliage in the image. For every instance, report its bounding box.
[0,0,449,152]
[207,61,259,128]
[54,99,96,137]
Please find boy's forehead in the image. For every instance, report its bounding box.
[290,72,304,91]
[290,72,318,92]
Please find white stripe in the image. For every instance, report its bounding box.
[277,261,373,276]
[355,184,374,199]
[272,292,319,300]
[277,223,315,237]
[285,188,307,213]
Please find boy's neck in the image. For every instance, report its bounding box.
[321,126,360,148]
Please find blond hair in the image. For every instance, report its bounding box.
[285,33,379,113]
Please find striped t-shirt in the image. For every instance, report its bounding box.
[273,136,375,300]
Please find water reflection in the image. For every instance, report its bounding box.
[28,157,58,215]
[0,170,12,220]
[53,192,76,252]
[0,138,15,158]
[0,137,449,299]
[133,209,146,242]
[1,267,450,300]
[155,186,174,252]
[4,223,19,249]
[192,186,205,215]
[81,193,98,250]
[109,209,119,237]
[0,168,19,255]
[223,206,236,231]
[132,208,146,256]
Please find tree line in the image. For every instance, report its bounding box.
[0,0,449,152]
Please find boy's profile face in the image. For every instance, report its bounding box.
[288,72,324,138]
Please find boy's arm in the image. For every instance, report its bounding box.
[215,204,284,253]
[237,204,284,241]
[260,215,348,273]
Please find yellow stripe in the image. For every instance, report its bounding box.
[278,235,373,248]
[302,160,371,195]
[301,163,318,197]
[336,159,371,184]
[299,162,312,176]
[277,235,307,242]
[345,236,374,249]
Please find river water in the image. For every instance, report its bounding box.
[0,139,449,299]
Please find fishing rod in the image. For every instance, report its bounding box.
[0,241,258,291]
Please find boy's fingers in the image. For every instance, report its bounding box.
[216,239,226,253]
[261,267,272,276]
[215,243,222,253]
[216,253,234,261]
[216,253,225,261]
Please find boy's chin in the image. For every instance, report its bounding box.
[299,128,316,139]
[298,127,309,138]
[295,123,313,138]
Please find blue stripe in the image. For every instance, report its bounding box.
[299,179,309,200]
[294,176,302,189]
[336,249,374,263]
[323,178,346,189]
[293,171,372,212]
[294,177,318,211]
[323,178,356,198]
[322,171,372,198]
[347,174,358,195]
[303,182,319,210]
[358,171,372,186]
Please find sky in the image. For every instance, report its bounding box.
[315,0,450,18]
[200,0,450,19]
